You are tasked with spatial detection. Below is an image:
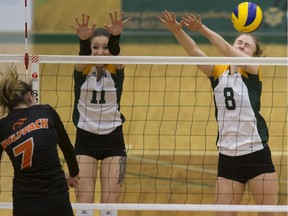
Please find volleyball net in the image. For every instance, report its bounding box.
[0,55,287,215]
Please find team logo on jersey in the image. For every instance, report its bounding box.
[12,118,27,130]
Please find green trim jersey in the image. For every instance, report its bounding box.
[73,64,124,134]
[210,65,268,156]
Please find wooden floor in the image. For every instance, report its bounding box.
[1,152,286,216]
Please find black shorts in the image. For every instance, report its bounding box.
[13,192,73,216]
[74,125,127,160]
[218,146,276,183]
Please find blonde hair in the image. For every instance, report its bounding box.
[0,65,32,116]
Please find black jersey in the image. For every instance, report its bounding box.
[0,104,79,198]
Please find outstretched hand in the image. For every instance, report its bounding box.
[71,13,96,40]
[158,10,184,33]
[104,11,131,36]
[182,14,204,32]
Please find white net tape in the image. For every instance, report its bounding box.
[0,54,287,65]
[0,203,287,212]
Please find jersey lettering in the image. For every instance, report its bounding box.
[224,87,236,110]
[1,118,48,149]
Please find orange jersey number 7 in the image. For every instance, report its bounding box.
[13,137,34,169]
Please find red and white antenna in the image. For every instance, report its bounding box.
[24,0,29,81]
[24,0,40,103]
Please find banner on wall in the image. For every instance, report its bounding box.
[122,0,287,43]
[0,0,33,32]
[0,0,33,43]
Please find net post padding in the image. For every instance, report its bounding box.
[0,54,287,65]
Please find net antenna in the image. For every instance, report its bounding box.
[24,0,40,103]
[24,0,29,80]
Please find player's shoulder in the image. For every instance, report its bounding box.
[32,104,52,110]
[105,64,117,74]
[212,65,229,78]
[31,104,56,115]
[82,64,94,75]
[80,64,123,75]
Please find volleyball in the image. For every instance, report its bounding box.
[231,2,263,32]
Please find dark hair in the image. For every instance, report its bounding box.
[91,28,110,40]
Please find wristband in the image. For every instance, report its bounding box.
[79,39,91,55]
[108,34,121,55]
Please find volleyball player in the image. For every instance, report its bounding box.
[0,65,80,216]
[70,11,130,216]
[159,11,279,216]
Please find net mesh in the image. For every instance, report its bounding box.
[0,55,287,215]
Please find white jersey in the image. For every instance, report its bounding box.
[210,65,268,156]
[73,64,124,134]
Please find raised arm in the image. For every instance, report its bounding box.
[159,11,213,76]
[104,11,131,69]
[71,13,96,71]
[183,14,242,57]
[183,14,260,73]
[104,11,131,55]
[71,13,96,55]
